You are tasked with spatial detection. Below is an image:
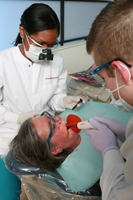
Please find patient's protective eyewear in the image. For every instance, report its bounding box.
[40,111,58,143]
[91,58,132,75]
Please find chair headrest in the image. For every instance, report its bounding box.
[5,151,61,178]
[5,151,101,196]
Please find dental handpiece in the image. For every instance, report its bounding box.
[77,120,95,129]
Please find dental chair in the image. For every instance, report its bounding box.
[5,101,133,200]
[5,151,101,200]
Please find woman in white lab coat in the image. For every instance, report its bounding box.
[0,3,82,199]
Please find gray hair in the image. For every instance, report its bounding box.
[10,118,70,170]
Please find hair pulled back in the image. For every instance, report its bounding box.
[15,3,60,46]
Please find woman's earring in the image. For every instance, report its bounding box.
[60,149,63,152]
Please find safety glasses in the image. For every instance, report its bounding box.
[40,111,58,143]
[91,58,132,75]
[27,34,59,49]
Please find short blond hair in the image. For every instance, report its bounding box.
[86,0,133,77]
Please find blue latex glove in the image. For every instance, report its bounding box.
[86,118,119,157]
[94,116,126,142]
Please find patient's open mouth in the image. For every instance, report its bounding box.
[66,124,70,130]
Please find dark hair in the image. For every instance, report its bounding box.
[10,118,70,170]
[15,3,60,46]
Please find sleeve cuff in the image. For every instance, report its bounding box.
[102,146,119,157]
[103,149,124,170]
[59,96,66,108]
[4,111,19,123]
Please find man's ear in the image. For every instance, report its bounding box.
[19,26,25,39]
[50,147,62,155]
[112,61,131,84]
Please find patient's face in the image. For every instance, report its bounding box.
[31,115,80,151]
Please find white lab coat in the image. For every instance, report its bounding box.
[100,116,133,200]
[0,45,67,155]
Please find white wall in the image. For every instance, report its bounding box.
[0,1,60,51]
[55,41,93,82]
[0,1,107,51]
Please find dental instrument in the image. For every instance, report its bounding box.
[72,96,85,110]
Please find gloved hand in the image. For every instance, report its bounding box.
[16,111,41,124]
[94,116,126,142]
[61,96,85,109]
[86,118,119,157]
